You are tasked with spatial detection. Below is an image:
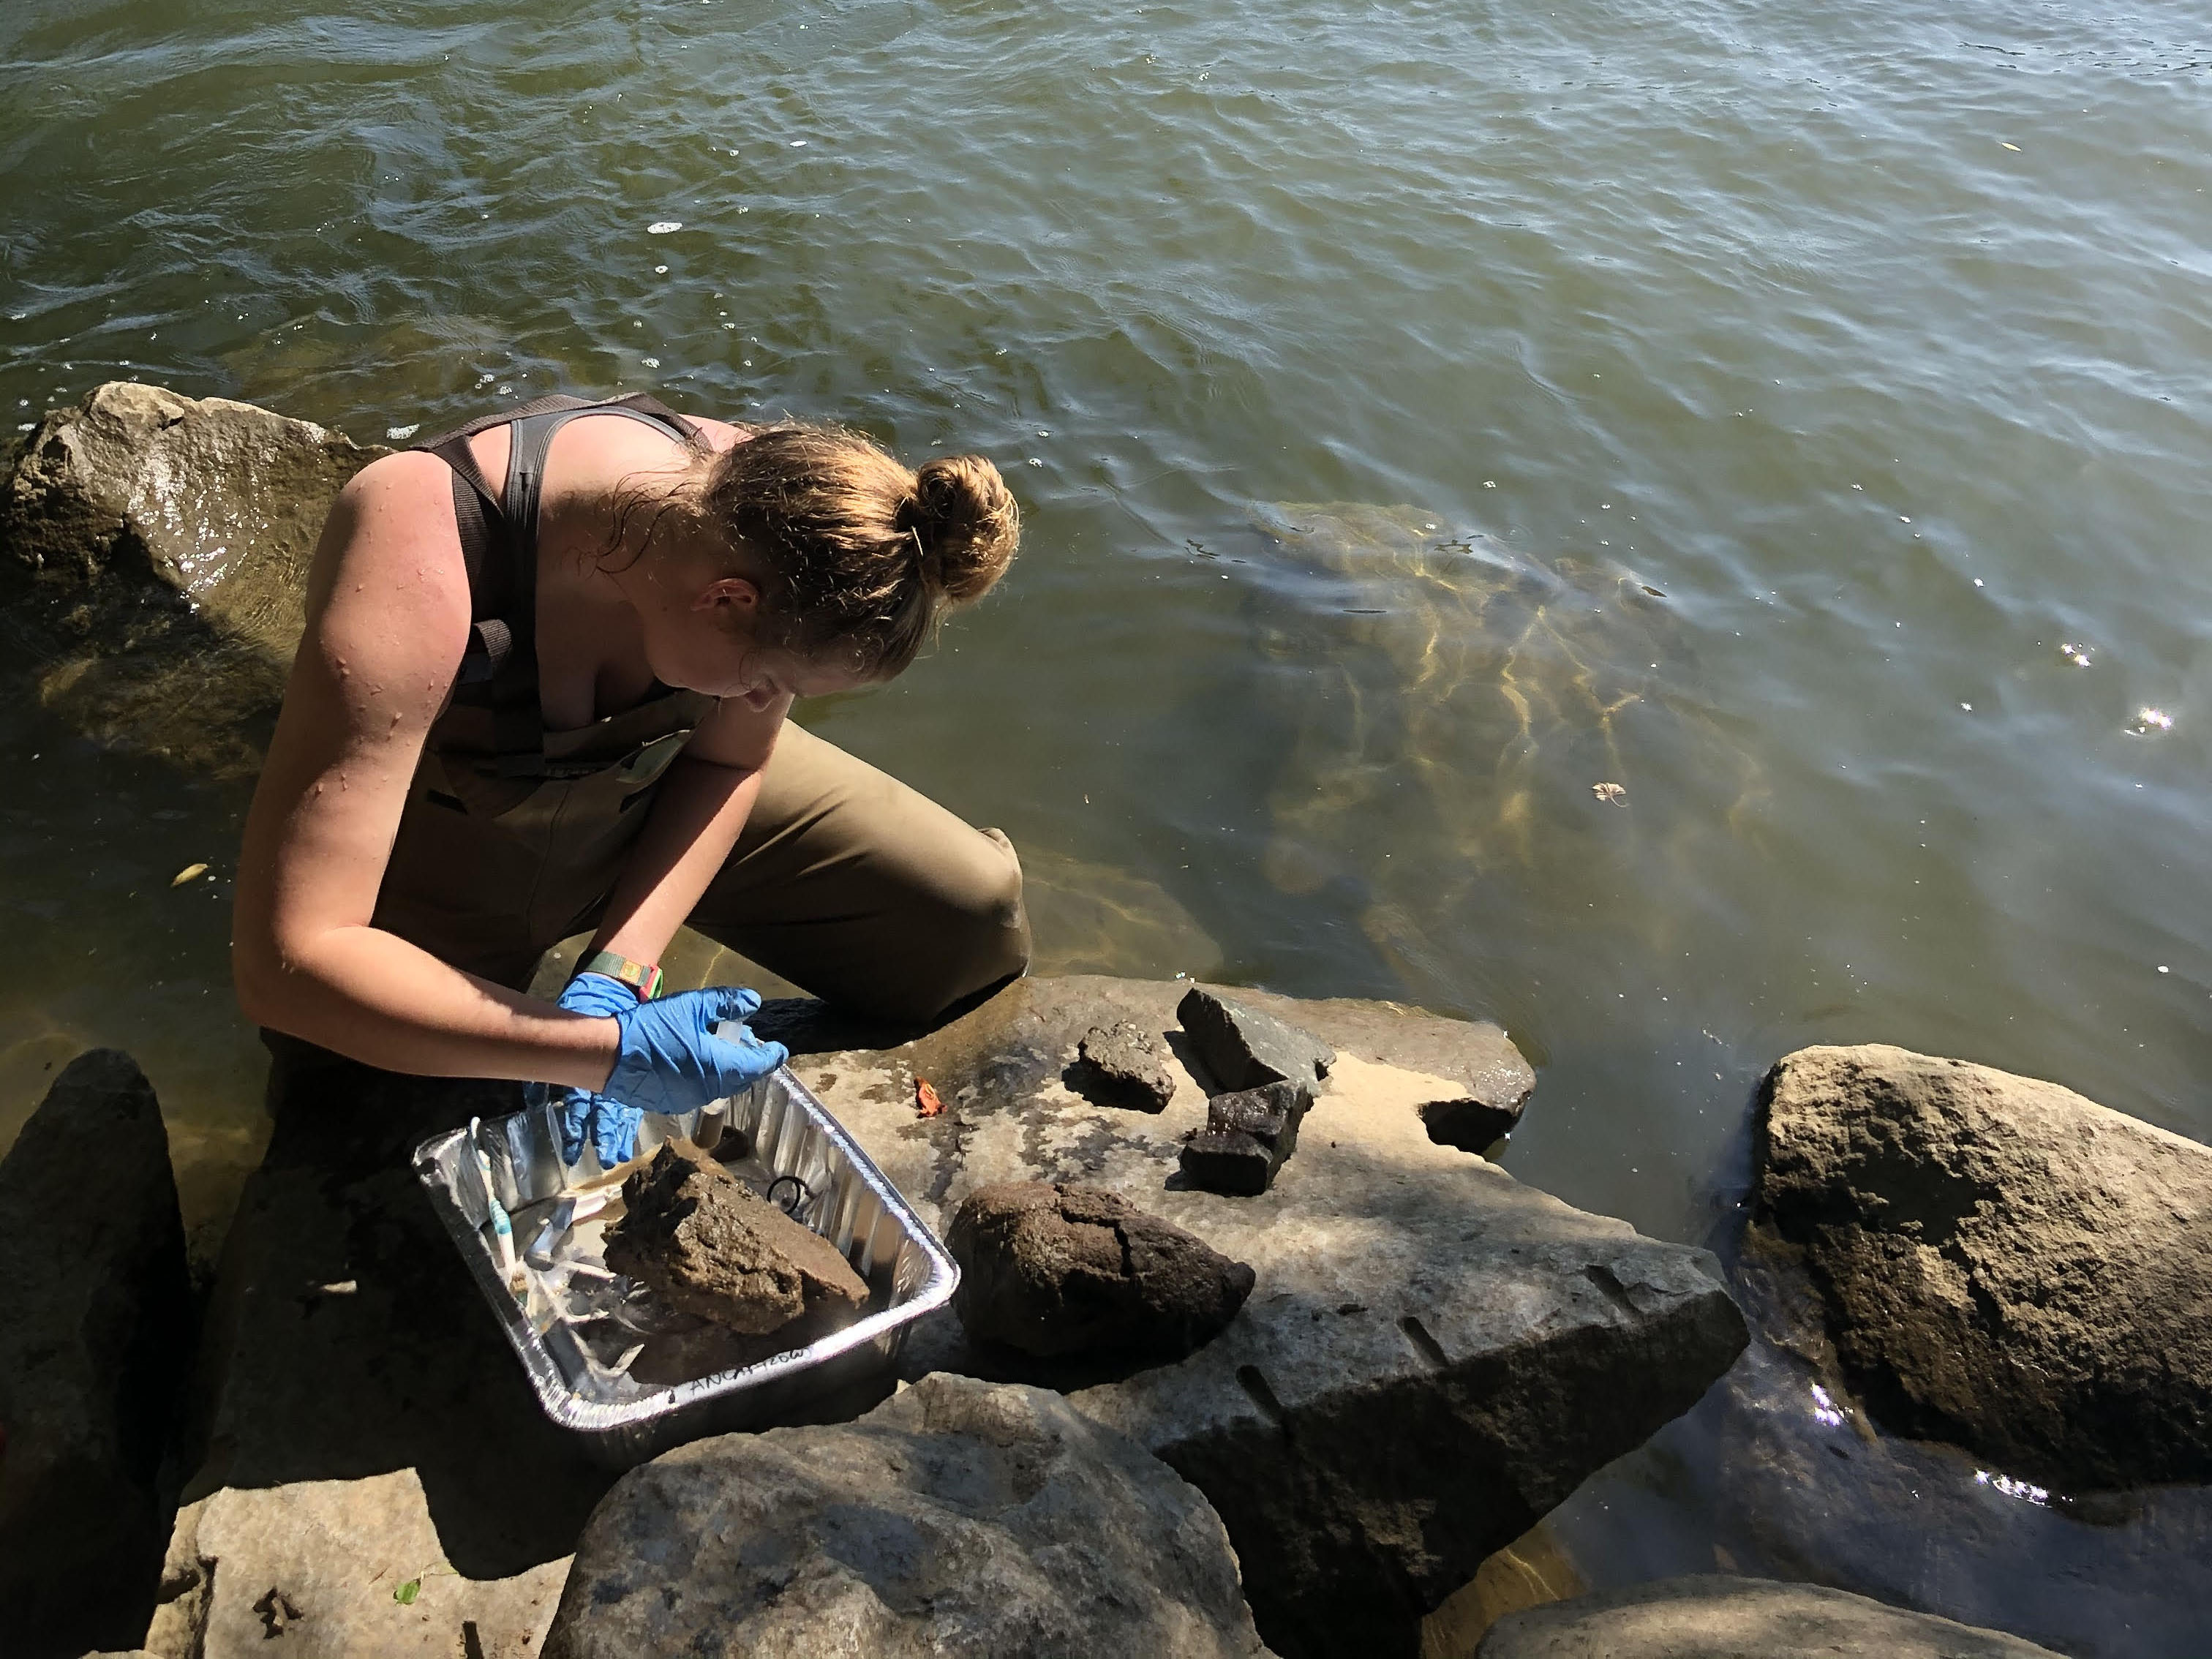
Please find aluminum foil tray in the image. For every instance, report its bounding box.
[413,1064,957,1467]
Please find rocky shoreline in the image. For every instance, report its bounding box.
[2,387,2207,1658]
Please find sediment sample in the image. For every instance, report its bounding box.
[949,1181,1254,1357]
[1069,1020,1178,1113]
[603,1143,868,1336]
[1179,1080,1314,1196]
[1176,986,1333,1093]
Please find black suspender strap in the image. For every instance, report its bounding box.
[408,392,708,777]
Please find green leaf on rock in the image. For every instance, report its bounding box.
[395,1578,421,1606]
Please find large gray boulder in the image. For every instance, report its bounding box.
[0,382,384,775]
[781,975,1745,1658]
[542,1372,1271,1658]
[1753,1042,2212,1489]
[0,1050,194,1658]
[1475,1575,2063,1658]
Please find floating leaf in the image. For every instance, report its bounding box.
[1592,782,1628,806]
[394,1579,421,1606]
[171,862,209,886]
[915,1078,945,1118]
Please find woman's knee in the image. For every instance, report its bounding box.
[909,827,1030,1018]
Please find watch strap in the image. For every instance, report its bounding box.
[579,949,663,1001]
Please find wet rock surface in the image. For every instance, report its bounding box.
[1178,985,1335,1092]
[0,1050,195,1658]
[1069,1018,1177,1112]
[949,1181,1256,1357]
[1753,1042,2212,1490]
[780,974,1746,1659]
[0,383,385,776]
[603,1141,869,1338]
[1475,1575,2064,1658]
[543,1372,1271,1659]
[1180,1079,1314,1195]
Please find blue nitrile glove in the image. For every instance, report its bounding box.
[603,985,789,1121]
[538,971,644,1167]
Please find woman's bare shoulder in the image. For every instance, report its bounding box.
[305,451,475,689]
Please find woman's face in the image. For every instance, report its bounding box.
[637,568,873,708]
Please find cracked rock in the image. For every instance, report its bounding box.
[1180,1080,1314,1196]
[949,1181,1255,1357]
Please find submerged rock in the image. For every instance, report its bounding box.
[603,1142,869,1337]
[1476,1575,2062,1658]
[949,1181,1255,1357]
[542,1372,1271,1659]
[1754,1042,2212,1490]
[0,382,383,775]
[0,1050,194,1658]
[1179,1079,1314,1195]
[1178,985,1334,1092]
[780,974,1745,1659]
[1069,1019,1178,1112]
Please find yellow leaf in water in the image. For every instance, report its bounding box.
[1591,783,1628,806]
[171,862,209,886]
[2001,141,2022,151]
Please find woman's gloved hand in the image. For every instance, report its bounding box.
[537,976,787,1168]
[603,985,788,1120]
[539,971,643,1168]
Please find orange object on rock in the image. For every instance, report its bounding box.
[915,1078,945,1118]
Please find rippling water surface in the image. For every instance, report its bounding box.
[2,0,2208,1647]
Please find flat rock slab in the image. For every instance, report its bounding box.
[950,1181,1256,1357]
[0,381,383,775]
[147,1471,566,1659]
[541,1372,1271,1658]
[1755,1043,2212,1489]
[791,975,1745,1658]
[1475,1574,2063,1658]
[0,1050,194,1657]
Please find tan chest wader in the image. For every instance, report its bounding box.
[370,394,1030,1023]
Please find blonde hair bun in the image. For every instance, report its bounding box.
[906,455,1018,604]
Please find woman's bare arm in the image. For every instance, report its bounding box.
[583,694,788,970]
[231,454,621,1088]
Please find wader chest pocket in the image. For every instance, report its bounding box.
[618,731,692,786]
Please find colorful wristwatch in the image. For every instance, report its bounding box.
[578,950,663,1001]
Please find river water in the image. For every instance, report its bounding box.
[2,0,2207,1648]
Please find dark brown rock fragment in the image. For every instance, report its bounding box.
[604,1143,869,1337]
[1068,1020,1177,1113]
[949,1181,1254,1357]
[1178,1080,1313,1196]
[1176,986,1333,1093]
